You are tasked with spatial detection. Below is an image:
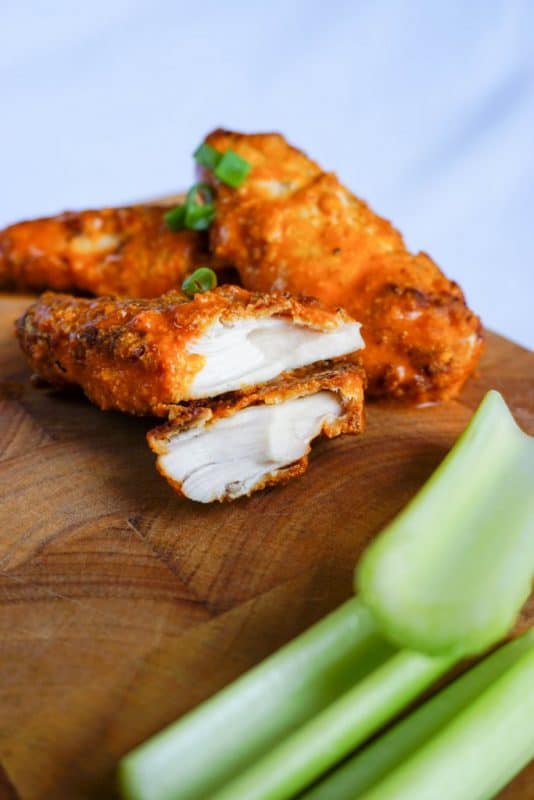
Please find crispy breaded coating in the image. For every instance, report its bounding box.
[162,359,366,430]
[0,205,206,297]
[148,360,365,502]
[15,285,362,416]
[4,131,483,403]
[202,130,483,402]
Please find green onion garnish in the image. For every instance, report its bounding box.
[182,267,217,298]
[194,140,251,188]
[164,183,215,232]
[193,142,221,171]
[184,183,216,231]
[185,183,215,207]
[163,204,187,231]
[214,149,251,188]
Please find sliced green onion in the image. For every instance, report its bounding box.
[181,268,218,298]
[183,183,216,231]
[185,183,215,207]
[183,205,215,231]
[357,390,534,658]
[193,141,221,170]
[214,149,251,188]
[164,183,216,232]
[163,204,186,231]
[193,140,251,187]
[303,629,534,799]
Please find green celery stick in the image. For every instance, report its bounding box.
[119,391,533,800]
[211,649,455,800]
[357,390,534,657]
[302,628,534,799]
[359,630,534,800]
[118,599,394,800]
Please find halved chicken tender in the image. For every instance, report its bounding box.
[148,361,365,502]
[189,315,362,397]
[15,285,363,416]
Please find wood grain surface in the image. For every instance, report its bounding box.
[0,293,533,800]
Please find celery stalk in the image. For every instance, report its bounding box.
[357,390,534,657]
[119,391,533,800]
[359,631,534,800]
[302,629,534,800]
[118,599,394,800]
[210,649,454,800]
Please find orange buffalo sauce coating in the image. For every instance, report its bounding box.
[15,285,357,416]
[4,129,484,404]
[0,205,205,297]
[203,130,484,403]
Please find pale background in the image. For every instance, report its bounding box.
[1,0,533,348]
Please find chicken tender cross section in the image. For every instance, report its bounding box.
[0,205,206,297]
[202,129,483,402]
[148,361,365,502]
[15,285,363,416]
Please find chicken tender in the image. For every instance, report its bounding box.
[202,130,483,402]
[15,285,363,416]
[148,360,365,502]
[0,205,205,297]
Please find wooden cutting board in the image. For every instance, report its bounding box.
[0,293,533,800]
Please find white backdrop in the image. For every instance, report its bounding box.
[1,0,533,348]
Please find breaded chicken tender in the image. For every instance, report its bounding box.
[202,130,483,402]
[0,205,205,297]
[148,360,365,502]
[15,285,363,416]
[4,130,483,403]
